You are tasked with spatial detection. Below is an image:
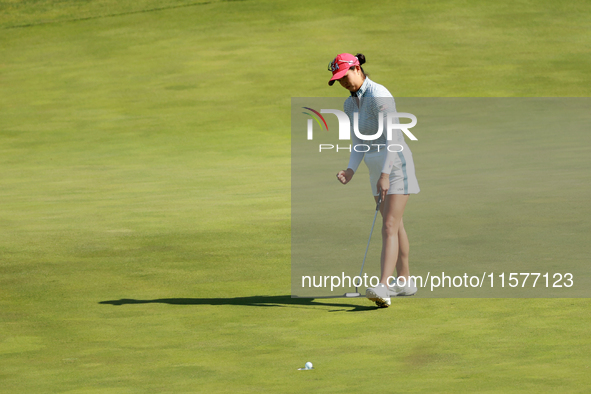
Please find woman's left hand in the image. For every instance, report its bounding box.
[377,173,390,201]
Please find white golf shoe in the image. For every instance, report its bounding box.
[366,283,391,308]
[388,277,417,297]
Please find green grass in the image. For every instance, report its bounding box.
[1,0,590,392]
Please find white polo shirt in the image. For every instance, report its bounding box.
[344,78,407,174]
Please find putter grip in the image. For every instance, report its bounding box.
[376,194,382,210]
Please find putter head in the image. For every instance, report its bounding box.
[344,292,362,297]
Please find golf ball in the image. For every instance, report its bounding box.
[305,362,313,369]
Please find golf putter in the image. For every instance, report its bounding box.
[344,194,382,297]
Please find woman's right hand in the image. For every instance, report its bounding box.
[336,168,354,185]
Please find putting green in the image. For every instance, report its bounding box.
[1,0,590,392]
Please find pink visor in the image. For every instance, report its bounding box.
[328,53,360,86]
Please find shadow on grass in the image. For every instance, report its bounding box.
[99,295,377,312]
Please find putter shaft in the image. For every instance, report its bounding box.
[355,195,382,292]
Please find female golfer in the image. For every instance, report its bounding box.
[330,53,419,308]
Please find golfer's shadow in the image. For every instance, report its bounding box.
[99,295,377,312]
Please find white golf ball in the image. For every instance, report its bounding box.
[305,362,313,369]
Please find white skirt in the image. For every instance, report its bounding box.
[363,146,420,196]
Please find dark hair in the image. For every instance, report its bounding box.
[355,53,369,78]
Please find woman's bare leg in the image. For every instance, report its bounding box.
[375,194,409,285]
[396,218,410,279]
